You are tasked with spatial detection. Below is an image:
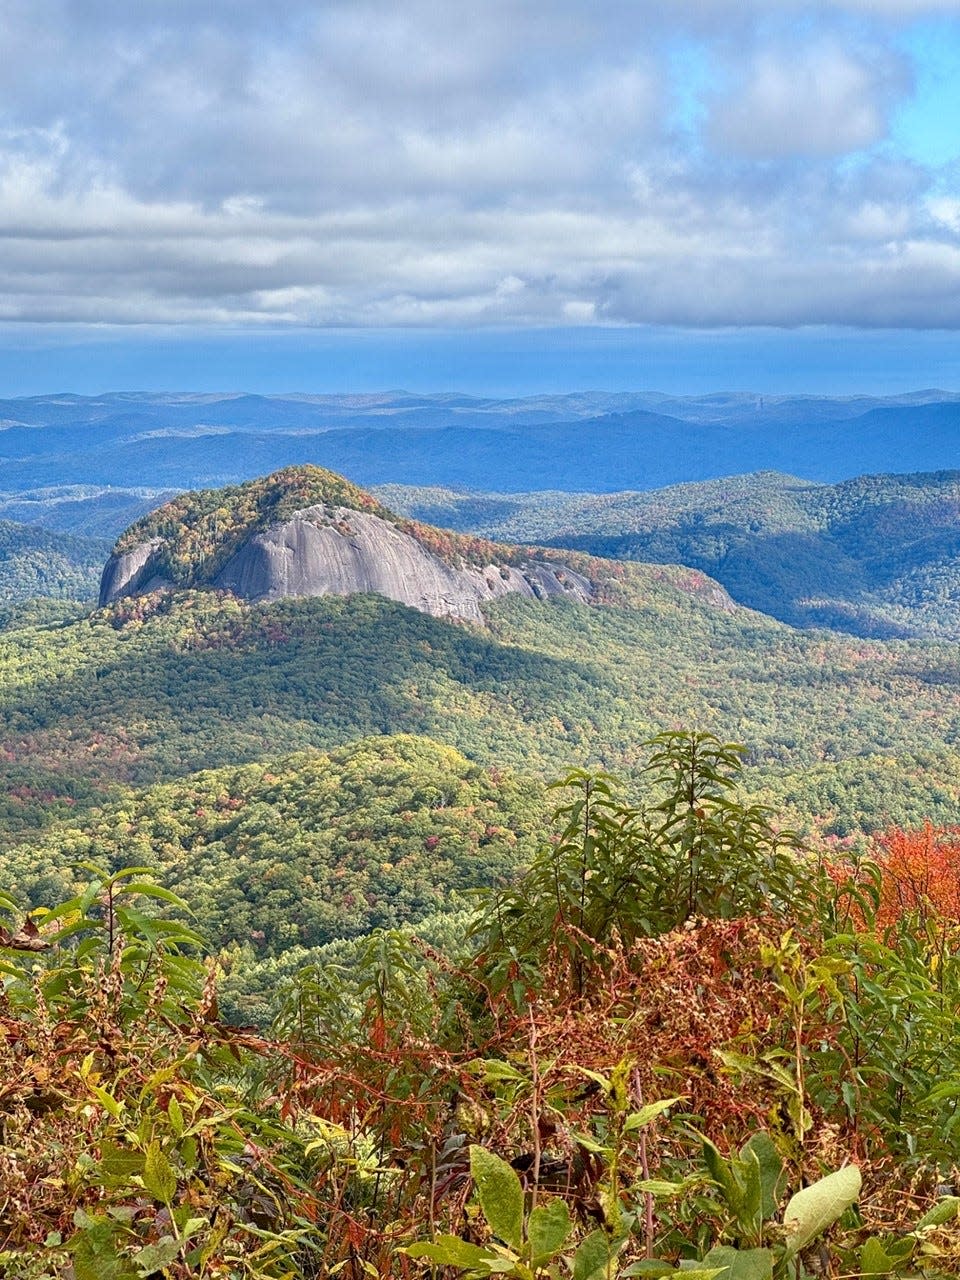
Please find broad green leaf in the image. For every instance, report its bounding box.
[133,1237,181,1275]
[88,1083,124,1121]
[167,1095,184,1137]
[700,1136,744,1217]
[97,1142,144,1182]
[528,1198,571,1265]
[577,1067,613,1093]
[470,1145,524,1252]
[859,1235,899,1275]
[469,1058,530,1085]
[572,1230,620,1280]
[142,1140,177,1205]
[625,1097,686,1131]
[619,1264,678,1278]
[402,1236,499,1268]
[701,1245,773,1280]
[739,1133,784,1219]
[636,1179,686,1196]
[668,1269,734,1279]
[782,1164,861,1261]
[121,882,190,909]
[916,1196,960,1230]
[740,1152,764,1243]
[572,1131,611,1155]
[70,1218,138,1280]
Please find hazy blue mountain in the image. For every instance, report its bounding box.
[0,389,958,496]
[0,487,177,539]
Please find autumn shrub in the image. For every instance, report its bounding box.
[0,871,322,1279]
[10,745,960,1278]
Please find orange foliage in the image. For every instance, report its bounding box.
[872,822,960,929]
[833,821,960,932]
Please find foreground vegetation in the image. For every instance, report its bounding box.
[4,734,960,1278]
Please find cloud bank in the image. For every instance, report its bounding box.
[1,0,958,329]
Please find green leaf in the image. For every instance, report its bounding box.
[528,1198,571,1266]
[700,1136,745,1218]
[167,1095,184,1137]
[70,1218,138,1280]
[120,882,190,909]
[738,1133,784,1220]
[97,1142,144,1182]
[470,1145,524,1252]
[782,1164,861,1261]
[142,1140,177,1205]
[572,1230,621,1280]
[88,1083,124,1121]
[625,1097,686,1131]
[859,1235,899,1276]
[619,1264,678,1278]
[572,1131,612,1155]
[402,1236,499,1268]
[133,1237,182,1275]
[469,1058,530,1085]
[916,1196,960,1231]
[577,1067,613,1093]
[701,1245,773,1280]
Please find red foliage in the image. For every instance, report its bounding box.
[872,822,960,929]
[831,821,960,933]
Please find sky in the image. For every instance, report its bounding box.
[2,0,960,395]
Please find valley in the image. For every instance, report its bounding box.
[4,467,960,957]
[4,422,960,1279]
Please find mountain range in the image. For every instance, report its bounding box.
[3,459,960,1013]
[1,388,959,492]
[378,469,960,641]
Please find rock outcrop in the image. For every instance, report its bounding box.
[98,537,172,603]
[99,490,594,623]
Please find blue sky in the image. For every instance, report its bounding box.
[1,1,959,395]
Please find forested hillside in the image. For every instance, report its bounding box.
[378,469,960,639]
[3,569,960,854]
[6,466,960,1277]
[4,734,960,1277]
[0,519,109,602]
[3,734,546,957]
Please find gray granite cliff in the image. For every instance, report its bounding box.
[99,504,593,623]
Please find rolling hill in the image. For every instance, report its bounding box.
[4,462,960,992]
[0,519,109,604]
[378,469,960,640]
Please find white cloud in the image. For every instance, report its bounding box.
[707,43,910,157]
[0,1,955,329]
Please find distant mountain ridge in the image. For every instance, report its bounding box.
[0,388,958,493]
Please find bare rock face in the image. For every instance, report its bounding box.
[98,537,173,604]
[99,504,593,622]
